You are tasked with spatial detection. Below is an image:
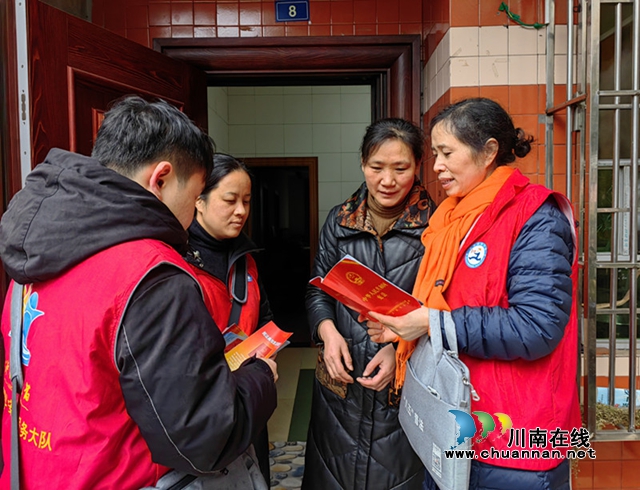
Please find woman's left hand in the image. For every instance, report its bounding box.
[367,306,431,341]
[356,343,396,391]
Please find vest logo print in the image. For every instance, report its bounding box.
[465,242,488,269]
[22,284,45,366]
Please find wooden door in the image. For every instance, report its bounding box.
[243,157,319,346]
[27,0,208,170]
[0,0,207,297]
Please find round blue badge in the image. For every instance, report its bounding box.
[465,242,487,268]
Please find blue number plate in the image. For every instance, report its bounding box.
[275,1,310,22]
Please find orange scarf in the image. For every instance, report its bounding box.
[394,166,515,391]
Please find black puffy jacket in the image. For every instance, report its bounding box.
[302,181,436,490]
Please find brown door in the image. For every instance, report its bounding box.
[243,157,319,346]
[0,0,207,297]
[27,0,208,170]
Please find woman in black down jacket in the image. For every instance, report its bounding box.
[302,118,436,490]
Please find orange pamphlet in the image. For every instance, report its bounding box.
[309,254,421,319]
[224,321,292,371]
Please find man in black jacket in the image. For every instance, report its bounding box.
[0,96,277,489]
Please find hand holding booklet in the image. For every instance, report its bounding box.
[309,254,421,320]
[223,321,292,371]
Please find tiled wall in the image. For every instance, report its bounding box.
[91,0,425,46]
[89,0,565,197]
[88,0,572,204]
[207,85,371,229]
[574,441,640,489]
[420,0,573,204]
[422,0,568,64]
[421,19,571,202]
[423,25,572,110]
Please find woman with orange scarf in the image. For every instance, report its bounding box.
[368,98,581,490]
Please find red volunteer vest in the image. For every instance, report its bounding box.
[0,239,194,490]
[445,170,581,471]
[189,255,262,335]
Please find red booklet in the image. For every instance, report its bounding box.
[224,321,292,371]
[309,254,421,319]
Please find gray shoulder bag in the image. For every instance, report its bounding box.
[398,309,479,490]
[142,445,267,490]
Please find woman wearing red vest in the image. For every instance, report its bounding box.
[368,98,581,490]
[186,153,274,485]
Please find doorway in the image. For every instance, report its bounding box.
[208,83,373,346]
[244,157,318,346]
[155,35,422,124]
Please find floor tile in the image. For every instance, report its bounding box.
[269,398,295,442]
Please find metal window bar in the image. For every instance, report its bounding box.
[578,0,589,437]
[546,0,589,430]
[588,0,640,439]
[587,0,600,437]
[612,2,624,410]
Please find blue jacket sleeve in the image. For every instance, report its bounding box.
[449,199,574,360]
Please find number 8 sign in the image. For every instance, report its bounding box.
[275,1,310,22]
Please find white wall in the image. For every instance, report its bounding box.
[207,85,372,229]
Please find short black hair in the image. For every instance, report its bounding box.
[200,153,251,199]
[360,118,425,164]
[91,95,215,181]
[429,97,533,166]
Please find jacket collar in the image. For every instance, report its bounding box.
[336,180,434,233]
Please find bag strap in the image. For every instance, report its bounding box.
[427,309,444,360]
[228,256,247,328]
[9,283,24,490]
[427,308,460,358]
[441,310,460,355]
